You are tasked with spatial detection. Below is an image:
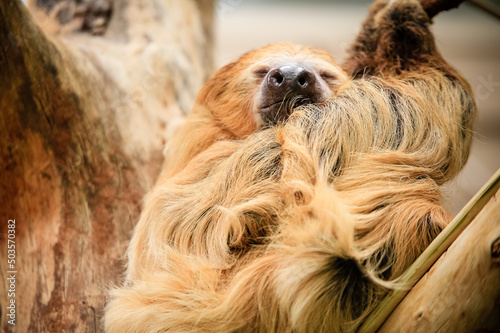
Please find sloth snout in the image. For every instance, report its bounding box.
[261,65,319,125]
[266,66,317,97]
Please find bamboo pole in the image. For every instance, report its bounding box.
[379,180,500,331]
[360,168,500,332]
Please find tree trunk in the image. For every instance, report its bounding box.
[0,0,214,331]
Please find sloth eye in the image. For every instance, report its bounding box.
[320,72,337,82]
[254,67,270,78]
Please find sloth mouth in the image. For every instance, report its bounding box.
[260,96,314,125]
[261,97,310,110]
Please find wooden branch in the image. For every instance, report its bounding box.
[0,1,214,331]
[420,0,467,18]
[379,185,500,332]
[360,169,500,332]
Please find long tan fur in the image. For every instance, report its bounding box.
[105,1,476,332]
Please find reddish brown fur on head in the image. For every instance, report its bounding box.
[162,43,349,178]
[196,42,348,137]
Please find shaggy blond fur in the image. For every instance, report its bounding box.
[105,1,476,332]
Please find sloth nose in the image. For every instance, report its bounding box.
[261,65,320,125]
[266,65,317,97]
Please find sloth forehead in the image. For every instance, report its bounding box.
[228,54,342,80]
[215,43,348,86]
[236,43,339,69]
[253,54,336,69]
[239,55,346,83]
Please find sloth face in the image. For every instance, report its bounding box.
[196,43,348,137]
[251,45,347,125]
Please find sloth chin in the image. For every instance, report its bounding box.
[260,96,315,125]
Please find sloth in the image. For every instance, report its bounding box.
[105,1,476,332]
[161,42,348,178]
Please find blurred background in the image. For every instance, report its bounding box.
[215,0,500,215]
